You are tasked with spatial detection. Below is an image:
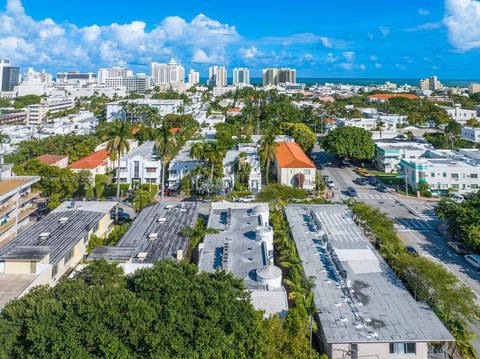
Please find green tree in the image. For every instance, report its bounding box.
[132,189,155,213]
[321,127,375,161]
[259,132,278,185]
[281,123,317,153]
[155,125,177,202]
[106,121,131,222]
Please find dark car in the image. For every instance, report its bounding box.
[376,184,388,193]
[448,241,469,255]
[355,177,367,186]
[405,246,418,256]
[110,207,126,220]
[367,176,378,186]
[347,187,358,197]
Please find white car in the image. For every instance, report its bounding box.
[326,179,335,189]
[238,195,255,203]
[452,194,464,204]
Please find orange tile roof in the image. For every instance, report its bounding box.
[170,127,181,135]
[368,93,418,100]
[36,154,68,165]
[228,107,242,113]
[69,149,110,170]
[276,142,315,169]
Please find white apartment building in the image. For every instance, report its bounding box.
[115,141,161,187]
[208,66,227,87]
[150,58,185,86]
[419,76,443,91]
[106,99,183,121]
[375,140,431,173]
[462,126,480,143]
[223,143,262,194]
[262,68,296,86]
[232,68,250,85]
[212,86,236,97]
[469,83,480,94]
[26,98,75,125]
[168,141,200,190]
[401,149,480,194]
[336,118,397,132]
[97,67,131,84]
[441,105,478,125]
[56,72,96,86]
[188,69,200,85]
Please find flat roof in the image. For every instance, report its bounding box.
[107,202,199,263]
[198,201,288,317]
[285,204,454,344]
[52,200,116,214]
[125,141,156,160]
[0,273,38,309]
[0,176,39,200]
[0,210,105,265]
[88,246,137,262]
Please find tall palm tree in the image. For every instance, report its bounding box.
[156,125,177,202]
[258,133,278,185]
[106,121,131,222]
[204,141,225,182]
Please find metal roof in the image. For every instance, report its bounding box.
[285,204,454,344]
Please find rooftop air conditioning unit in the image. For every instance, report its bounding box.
[39,232,50,240]
[157,217,167,223]
[148,232,158,240]
[165,205,173,209]
[59,217,69,224]
[136,252,148,261]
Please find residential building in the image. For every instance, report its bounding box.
[124,73,149,93]
[441,105,478,125]
[187,69,200,85]
[0,60,20,92]
[0,166,40,246]
[208,66,227,87]
[106,99,183,122]
[274,142,315,190]
[232,68,250,85]
[223,143,262,194]
[167,141,200,190]
[285,204,454,359]
[201,114,226,140]
[89,202,199,273]
[36,154,69,168]
[419,76,444,91]
[374,140,431,173]
[401,149,480,194]
[367,93,418,103]
[115,141,160,186]
[198,202,288,318]
[461,126,480,143]
[97,67,130,85]
[69,149,113,179]
[469,83,480,94]
[150,58,185,86]
[336,118,397,132]
[56,71,96,85]
[0,201,115,309]
[26,98,75,125]
[0,112,27,125]
[262,68,296,86]
[212,85,236,97]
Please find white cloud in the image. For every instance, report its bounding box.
[374,63,382,68]
[237,46,261,59]
[326,53,337,63]
[395,64,407,71]
[379,26,390,37]
[369,55,378,61]
[404,21,442,32]
[320,37,333,48]
[336,62,365,71]
[0,0,240,69]
[444,0,480,51]
[257,33,334,48]
[418,8,430,16]
[343,51,356,61]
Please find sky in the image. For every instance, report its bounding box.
[1,0,480,79]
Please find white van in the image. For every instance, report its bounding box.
[465,254,480,271]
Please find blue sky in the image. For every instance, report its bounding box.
[2,0,480,79]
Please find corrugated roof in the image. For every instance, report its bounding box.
[69,149,109,169]
[275,142,315,169]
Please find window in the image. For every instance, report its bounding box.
[146,167,156,173]
[64,248,74,264]
[389,342,416,354]
[304,170,311,175]
[134,161,140,178]
[430,172,435,178]
[443,172,447,178]
[452,184,459,189]
[471,174,478,179]
[472,184,479,189]
[83,235,88,244]
[93,223,99,233]
[52,264,58,277]
[451,173,459,179]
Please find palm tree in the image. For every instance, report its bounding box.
[258,132,278,185]
[143,106,162,128]
[233,157,252,186]
[106,121,131,222]
[156,125,177,202]
[133,189,155,213]
[204,141,225,182]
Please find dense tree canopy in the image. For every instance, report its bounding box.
[321,127,375,160]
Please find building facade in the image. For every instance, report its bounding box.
[462,126,480,143]
[274,142,315,190]
[232,68,250,85]
[115,141,161,187]
[0,60,20,92]
[150,58,185,86]
[208,66,227,87]
[187,69,200,85]
[262,68,296,86]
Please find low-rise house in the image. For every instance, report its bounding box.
[106,99,183,122]
[337,118,397,132]
[274,142,316,190]
[115,141,160,187]
[167,141,200,190]
[69,149,112,179]
[441,105,478,125]
[461,126,480,143]
[401,149,480,194]
[89,202,199,273]
[36,154,69,168]
[285,204,454,359]
[0,201,115,309]
[374,140,431,173]
[223,143,262,194]
[198,202,288,318]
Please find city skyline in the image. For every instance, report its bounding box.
[1,0,480,79]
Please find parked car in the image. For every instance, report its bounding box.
[355,177,367,186]
[341,159,352,167]
[238,195,255,203]
[354,167,369,176]
[452,194,464,204]
[405,246,418,256]
[367,176,378,186]
[347,187,358,197]
[448,241,469,255]
[326,179,336,189]
[465,254,480,271]
[110,207,126,220]
[376,184,388,193]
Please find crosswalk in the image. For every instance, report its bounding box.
[394,219,437,231]
[338,193,396,201]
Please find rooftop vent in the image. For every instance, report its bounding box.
[58,217,69,224]
[148,232,158,240]
[176,249,183,261]
[39,232,50,240]
[136,252,148,261]
[165,205,173,209]
[157,217,167,223]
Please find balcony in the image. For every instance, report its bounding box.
[19,191,40,204]
[0,201,16,217]
[18,204,38,221]
[0,218,16,234]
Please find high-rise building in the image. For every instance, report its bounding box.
[233,68,250,85]
[469,83,480,95]
[188,69,200,85]
[262,68,296,86]
[419,76,443,91]
[208,66,227,87]
[0,60,20,92]
[98,67,131,85]
[150,58,185,85]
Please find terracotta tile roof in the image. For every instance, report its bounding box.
[368,93,418,100]
[69,149,110,170]
[36,154,68,165]
[170,127,181,135]
[275,142,315,169]
[228,107,242,113]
